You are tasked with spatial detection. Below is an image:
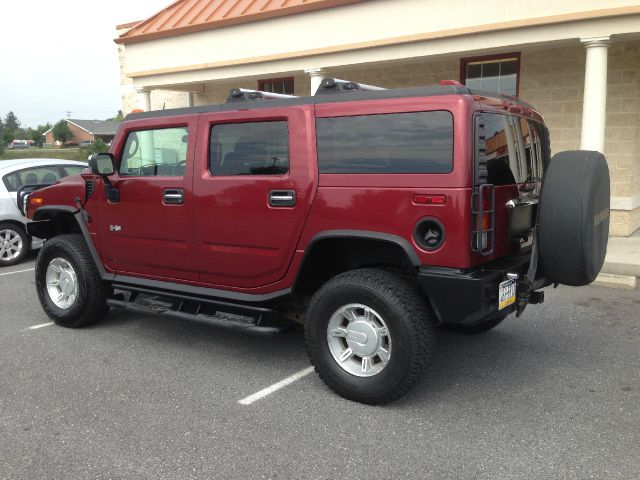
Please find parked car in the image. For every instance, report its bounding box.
[0,159,87,266]
[26,79,610,404]
[79,141,94,147]
[7,140,29,150]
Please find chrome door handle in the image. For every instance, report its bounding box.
[163,189,184,205]
[269,190,296,207]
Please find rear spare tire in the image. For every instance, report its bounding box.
[538,150,610,286]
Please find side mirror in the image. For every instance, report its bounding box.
[89,153,115,176]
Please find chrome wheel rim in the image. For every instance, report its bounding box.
[327,303,392,377]
[0,228,23,262]
[46,257,78,310]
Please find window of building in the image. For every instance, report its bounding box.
[119,127,189,177]
[316,111,454,174]
[258,77,294,95]
[461,53,520,96]
[209,121,289,176]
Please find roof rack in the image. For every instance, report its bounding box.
[226,88,299,103]
[316,78,387,95]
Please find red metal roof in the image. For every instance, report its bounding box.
[115,0,364,44]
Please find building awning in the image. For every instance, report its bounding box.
[115,0,364,45]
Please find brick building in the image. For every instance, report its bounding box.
[115,0,640,236]
[43,119,121,146]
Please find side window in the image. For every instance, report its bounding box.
[119,127,188,177]
[209,121,289,176]
[316,111,453,174]
[478,113,536,185]
[2,166,62,192]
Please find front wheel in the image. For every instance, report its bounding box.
[305,268,436,404]
[35,234,109,328]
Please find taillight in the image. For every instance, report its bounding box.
[472,184,495,255]
[30,197,43,206]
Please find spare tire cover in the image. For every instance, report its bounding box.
[538,150,610,286]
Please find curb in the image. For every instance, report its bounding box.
[593,273,637,290]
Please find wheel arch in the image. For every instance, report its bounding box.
[293,230,420,295]
[29,206,107,278]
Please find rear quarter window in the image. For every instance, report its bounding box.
[316,111,454,174]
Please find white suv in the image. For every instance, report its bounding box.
[0,159,87,266]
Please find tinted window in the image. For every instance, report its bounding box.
[477,113,544,185]
[119,127,188,177]
[209,121,289,176]
[316,111,453,174]
[2,166,62,192]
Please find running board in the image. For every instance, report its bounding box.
[106,286,291,331]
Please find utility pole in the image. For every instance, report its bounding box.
[65,111,72,119]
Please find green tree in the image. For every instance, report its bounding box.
[107,110,124,122]
[81,138,109,156]
[52,120,74,145]
[0,119,4,155]
[4,111,20,132]
[28,123,51,147]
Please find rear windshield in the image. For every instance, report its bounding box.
[316,111,454,174]
[476,112,547,186]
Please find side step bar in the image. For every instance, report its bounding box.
[107,285,292,332]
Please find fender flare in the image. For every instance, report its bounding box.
[293,229,420,290]
[28,205,108,279]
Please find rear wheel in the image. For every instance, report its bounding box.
[35,234,109,328]
[0,223,28,267]
[305,268,435,404]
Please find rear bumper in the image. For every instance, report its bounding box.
[418,252,542,326]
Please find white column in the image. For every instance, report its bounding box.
[186,92,194,107]
[136,88,151,111]
[304,68,326,95]
[580,36,611,153]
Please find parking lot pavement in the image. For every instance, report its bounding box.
[1,265,639,480]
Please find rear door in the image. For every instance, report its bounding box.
[475,112,547,259]
[98,116,198,281]
[193,105,316,289]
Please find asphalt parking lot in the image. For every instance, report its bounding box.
[1,256,639,480]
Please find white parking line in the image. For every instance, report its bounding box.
[27,322,54,330]
[238,366,315,405]
[0,267,35,277]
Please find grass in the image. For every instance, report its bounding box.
[0,148,88,162]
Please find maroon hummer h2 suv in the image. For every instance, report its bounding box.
[26,79,610,404]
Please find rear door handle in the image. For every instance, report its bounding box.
[269,190,296,207]
[163,189,184,205]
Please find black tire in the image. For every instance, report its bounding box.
[0,222,29,267]
[35,234,109,328]
[538,150,610,286]
[305,268,435,405]
[443,312,508,334]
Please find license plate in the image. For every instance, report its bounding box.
[498,279,517,310]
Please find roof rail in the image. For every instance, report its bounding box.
[226,88,299,103]
[316,78,387,95]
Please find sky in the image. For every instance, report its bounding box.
[0,0,171,129]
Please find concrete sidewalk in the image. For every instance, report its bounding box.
[594,230,640,289]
